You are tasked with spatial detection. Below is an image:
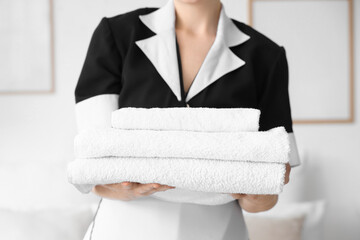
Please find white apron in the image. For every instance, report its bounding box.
[83,197,249,240]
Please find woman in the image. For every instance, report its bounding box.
[75,0,301,239]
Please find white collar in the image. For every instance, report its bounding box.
[135,0,250,102]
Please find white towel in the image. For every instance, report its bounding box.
[74,126,290,164]
[111,107,260,132]
[68,107,289,205]
[67,157,286,202]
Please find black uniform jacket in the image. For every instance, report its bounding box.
[74,0,301,167]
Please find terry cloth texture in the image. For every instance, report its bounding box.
[74,126,290,164]
[111,107,260,132]
[67,157,286,194]
[67,107,290,205]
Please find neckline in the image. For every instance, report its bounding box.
[175,35,197,101]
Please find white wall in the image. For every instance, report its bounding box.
[0,0,358,239]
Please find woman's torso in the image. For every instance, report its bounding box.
[82,20,250,240]
[77,2,288,239]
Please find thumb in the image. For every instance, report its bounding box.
[230,193,247,199]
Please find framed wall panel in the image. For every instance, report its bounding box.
[249,0,354,124]
[0,0,55,94]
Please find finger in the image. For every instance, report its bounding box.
[121,181,141,190]
[102,183,121,188]
[93,185,110,196]
[135,183,173,195]
[230,193,247,199]
[141,185,174,196]
[102,182,129,188]
[94,185,135,201]
[154,185,175,192]
[138,183,160,191]
[139,188,159,196]
[101,183,121,191]
[284,176,289,185]
[136,183,159,195]
[104,182,139,191]
[152,184,175,191]
[284,163,291,185]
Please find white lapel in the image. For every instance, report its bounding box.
[135,0,250,102]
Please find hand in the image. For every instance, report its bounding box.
[230,193,279,213]
[229,163,291,213]
[92,181,175,201]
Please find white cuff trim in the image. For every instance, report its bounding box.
[75,94,119,133]
[288,132,301,167]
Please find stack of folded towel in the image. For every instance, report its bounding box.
[67,107,290,205]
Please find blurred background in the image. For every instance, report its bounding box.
[0,0,358,239]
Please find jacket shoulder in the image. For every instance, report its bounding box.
[96,7,158,57]
[230,18,287,79]
[105,7,157,32]
[230,19,288,97]
[231,19,283,55]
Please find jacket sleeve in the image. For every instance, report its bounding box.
[258,46,301,167]
[74,17,122,132]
